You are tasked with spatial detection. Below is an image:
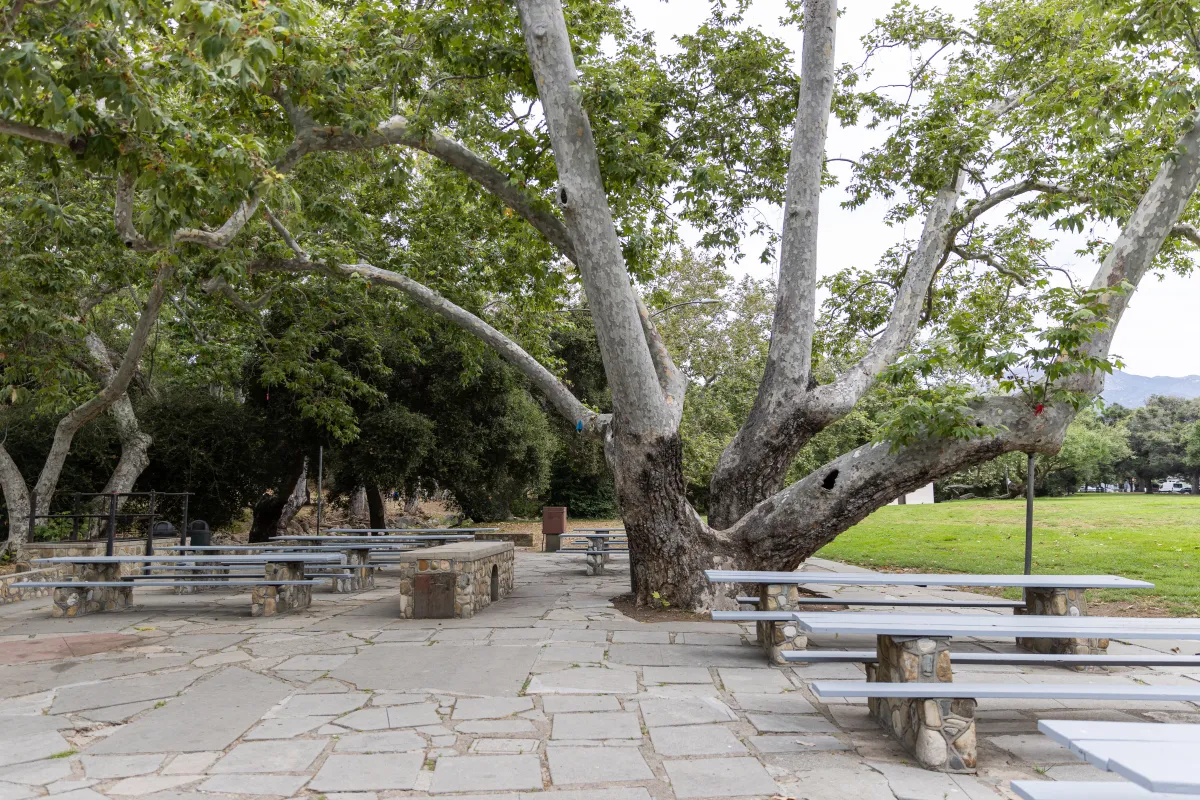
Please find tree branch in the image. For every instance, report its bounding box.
[0,117,70,148]
[249,257,609,436]
[949,244,1028,285]
[1171,221,1200,247]
[759,0,839,395]
[635,295,685,429]
[32,263,175,508]
[514,0,672,436]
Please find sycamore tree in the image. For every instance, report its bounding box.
[4,0,1200,606]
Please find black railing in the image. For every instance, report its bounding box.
[26,491,193,556]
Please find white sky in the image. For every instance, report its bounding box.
[629,0,1200,378]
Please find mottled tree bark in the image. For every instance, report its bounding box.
[365,482,387,530]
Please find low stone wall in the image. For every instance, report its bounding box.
[0,567,64,605]
[396,541,515,619]
[474,531,534,548]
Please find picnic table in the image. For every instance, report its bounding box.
[158,543,409,592]
[1011,720,1200,797]
[25,553,344,617]
[325,527,498,535]
[706,570,1154,663]
[796,611,1200,773]
[563,529,626,576]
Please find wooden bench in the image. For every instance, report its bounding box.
[706,570,1153,664]
[792,611,1200,774]
[21,554,343,617]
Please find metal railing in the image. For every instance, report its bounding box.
[26,491,193,556]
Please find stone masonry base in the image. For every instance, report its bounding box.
[756,583,809,664]
[52,563,132,617]
[397,542,515,619]
[866,634,977,772]
[250,562,312,617]
[1016,587,1109,656]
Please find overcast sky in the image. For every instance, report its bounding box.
[629,0,1199,378]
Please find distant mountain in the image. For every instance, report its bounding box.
[1101,370,1200,408]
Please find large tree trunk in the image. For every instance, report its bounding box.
[606,430,733,609]
[365,482,387,530]
[250,454,308,542]
[348,486,368,521]
[0,446,31,556]
[277,458,309,533]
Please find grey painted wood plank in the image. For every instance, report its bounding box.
[809,681,1200,701]
[782,651,1200,667]
[1011,780,1193,800]
[792,613,1200,639]
[1073,742,1200,794]
[325,528,497,533]
[11,581,323,588]
[31,554,343,566]
[705,570,1153,589]
[1040,720,1200,747]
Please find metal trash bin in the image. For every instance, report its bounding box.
[188,520,212,547]
[542,506,566,552]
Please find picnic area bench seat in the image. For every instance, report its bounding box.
[706,569,1155,666]
[24,554,344,617]
[1011,782,1192,800]
[562,531,627,576]
[779,649,1200,667]
[1018,720,1200,797]
[789,611,1200,774]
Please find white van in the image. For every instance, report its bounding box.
[1158,477,1192,494]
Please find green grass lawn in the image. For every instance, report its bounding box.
[817,493,1200,616]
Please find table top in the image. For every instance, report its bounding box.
[1039,720,1200,795]
[571,528,625,534]
[791,611,1200,640]
[159,544,411,552]
[33,554,344,564]
[705,570,1153,589]
[325,528,498,533]
[573,532,627,539]
[274,534,474,542]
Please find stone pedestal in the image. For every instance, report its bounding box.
[867,634,976,772]
[332,549,375,593]
[1016,588,1109,656]
[397,542,515,619]
[758,584,808,664]
[251,561,312,617]
[585,550,605,576]
[52,563,132,617]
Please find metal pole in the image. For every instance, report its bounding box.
[181,493,190,545]
[1025,453,1035,576]
[146,491,156,556]
[316,446,324,535]
[71,493,80,541]
[106,493,117,556]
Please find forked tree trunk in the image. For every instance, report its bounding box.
[365,482,387,530]
[348,486,368,520]
[251,455,308,542]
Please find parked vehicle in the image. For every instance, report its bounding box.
[1157,477,1193,494]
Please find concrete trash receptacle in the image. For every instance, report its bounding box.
[543,506,566,552]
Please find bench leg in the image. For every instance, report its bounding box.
[867,634,976,773]
[585,552,604,576]
[758,584,808,664]
[251,562,312,617]
[52,563,132,617]
[1016,588,1109,658]
[333,551,374,593]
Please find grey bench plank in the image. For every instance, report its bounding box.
[1011,781,1192,800]
[791,612,1200,640]
[706,570,1154,589]
[1040,720,1200,746]
[33,554,343,564]
[782,651,1200,667]
[713,600,1026,618]
[11,581,323,588]
[809,681,1200,702]
[1072,741,1200,790]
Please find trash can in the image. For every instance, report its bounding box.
[188,519,212,547]
[542,506,566,552]
[151,520,176,538]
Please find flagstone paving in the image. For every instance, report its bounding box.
[0,551,1198,799]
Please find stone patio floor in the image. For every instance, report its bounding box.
[0,551,1197,800]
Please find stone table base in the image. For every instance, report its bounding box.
[52,563,132,617]
[866,634,977,772]
[251,562,313,616]
[757,584,808,664]
[332,550,375,593]
[1016,587,1109,657]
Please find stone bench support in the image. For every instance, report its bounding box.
[53,563,132,617]
[251,561,313,616]
[757,584,808,664]
[866,634,976,773]
[332,549,375,593]
[1016,587,1109,656]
